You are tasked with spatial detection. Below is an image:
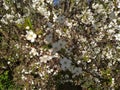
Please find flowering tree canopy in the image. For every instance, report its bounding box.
[0,0,120,89]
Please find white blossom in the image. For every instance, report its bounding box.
[25,30,37,42]
[39,55,53,63]
[115,33,120,41]
[55,15,65,23]
[92,3,105,13]
[29,47,39,57]
[118,2,120,8]
[60,57,72,71]
[26,26,30,30]
[44,33,53,44]
[37,7,50,18]
[52,39,66,53]
[71,67,82,76]
[21,74,27,80]
[1,14,14,24]
[3,2,9,10]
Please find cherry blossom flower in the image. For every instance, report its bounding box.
[70,67,82,77]
[25,30,37,42]
[60,57,72,71]
[52,39,66,53]
[29,47,39,57]
[115,34,120,41]
[39,55,53,63]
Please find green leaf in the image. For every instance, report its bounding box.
[24,17,33,29]
[83,55,89,61]
[42,44,52,50]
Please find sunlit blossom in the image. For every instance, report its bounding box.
[25,30,37,42]
[115,34,120,41]
[29,47,39,57]
[39,55,53,63]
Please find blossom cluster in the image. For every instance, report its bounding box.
[0,0,120,89]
